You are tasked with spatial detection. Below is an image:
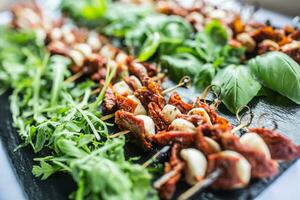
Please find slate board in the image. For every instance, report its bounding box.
[0,3,300,200]
[0,79,299,200]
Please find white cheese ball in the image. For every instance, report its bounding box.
[170,118,196,133]
[61,25,75,44]
[162,104,181,122]
[220,150,251,189]
[74,43,93,57]
[180,148,207,185]
[115,52,129,64]
[99,45,116,59]
[136,115,156,135]
[240,132,271,159]
[127,95,147,115]
[50,27,63,41]
[129,75,142,89]
[87,32,102,50]
[69,50,84,66]
[204,137,221,152]
[188,108,212,125]
[113,81,133,96]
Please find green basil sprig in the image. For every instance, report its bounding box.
[249,51,300,104]
[212,65,261,113]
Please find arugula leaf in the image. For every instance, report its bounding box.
[249,51,300,104]
[32,161,60,180]
[212,65,261,113]
[0,26,156,200]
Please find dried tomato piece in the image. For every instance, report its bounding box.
[168,92,193,114]
[250,128,300,161]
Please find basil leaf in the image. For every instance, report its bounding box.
[195,20,229,64]
[212,65,261,113]
[126,15,193,59]
[161,53,203,82]
[249,51,300,104]
[193,63,216,90]
[204,20,228,47]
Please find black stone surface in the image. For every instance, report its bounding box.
[0,83,299,200]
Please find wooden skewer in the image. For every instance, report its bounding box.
[162,76,191,95]
[64,71,83,83]
[153,169,178,189]
[91,88,101,95]
[142,146,171,168]
[108,130,130,139]
[100,113,115,121]
[152,72,166,81]
[178,168,223,200]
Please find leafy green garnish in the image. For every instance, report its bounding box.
[249,51,300,104]
[212,65,261,113]
[60,0,108,21]
[125,14,193,61]
[0,26,156,200]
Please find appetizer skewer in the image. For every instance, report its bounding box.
[9,3,300,200]
[155,0,300,63]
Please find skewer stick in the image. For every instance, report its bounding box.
[108,130,130,139]
[152,72,165,81]
[178,168,223,200]
[162,76,191,95]
[100,113,115,121]
[64,71,83,83]
[200,85,222,105]
[232,105,254,134]
[142,146,171,168]
[91,88,101,95]
[257,113,278,131]
[153,169,178,189]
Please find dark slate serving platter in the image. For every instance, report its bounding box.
[0,79,299,200]
[0,3,300,200]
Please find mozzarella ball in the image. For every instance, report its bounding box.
[115,52,129,64]
[204,137,221,152]
[107,60,117,71]
[61,25,75,44]
[136,115,156,135]
[220,150,251,188]
[131,62,148,75]
[69,50,84,66]
[113,81,133,96]
[129,75,142,89]
[74,43,93,57]
[170,118,196,132]
[162,104,181,122]
[188,108,212,125]
[127,95,147,115]
[100,45,116,59]
[180,148,207,185]
[208,10,227,20]
[236,33,256,52]
[240,132,271,159]
[87,32,102,50]
[50,27,62,41]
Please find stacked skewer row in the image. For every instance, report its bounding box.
[154,0,300,63]
[10,2,300,200]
